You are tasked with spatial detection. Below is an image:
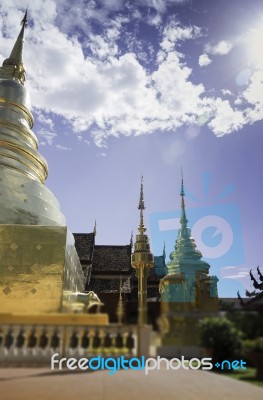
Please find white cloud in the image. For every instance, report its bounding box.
[37,128,57,145]
[199,53,212,67]
[243,69,263,105]
[56,144,71,151]
[238,69,263,125]
[221,89,232,96]
[220,266,250,280]
[152,52,205,116]
[225,274,249,279]
[34,110,54,129]
[205,40,233,56]
[140,0,188,14]
[208,98,245,136]
[0,1,262,147]
[13,13,207,147]
[160,20,202,52]
[87,33,119,60]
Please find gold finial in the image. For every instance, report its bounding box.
[21,9,28,28]
[138,176,146,234]
[131,176,154,327]
[93,220,97,236]
[179,167,188,227]
[0,9,29,84]
[116,276,124,324]
[180,166,184,195]
[138,175,145,210]
[119,275,122,300]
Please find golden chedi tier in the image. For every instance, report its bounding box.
[0,12,85,314]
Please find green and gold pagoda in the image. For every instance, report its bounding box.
[158,172,218,355]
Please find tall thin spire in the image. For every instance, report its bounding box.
[0,9,28,84]
[119,275,123,300]
[130,230,133,249]
[93,219,97,236]
[116,275,124,324]
[131,176,154,327]
[180,167,188,227]
[138,176,146,234]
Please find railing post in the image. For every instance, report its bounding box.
[137,324,151,358]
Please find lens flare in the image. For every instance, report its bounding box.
[247,23,263,67]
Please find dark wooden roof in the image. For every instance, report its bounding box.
[92,245,132,272]
[153,255,166,276]
[73,233,95,263]
[88,277,131,293]
[242,291,263,309]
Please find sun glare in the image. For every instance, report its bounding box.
[247,22,263,67]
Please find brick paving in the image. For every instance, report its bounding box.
[0,367,262,400]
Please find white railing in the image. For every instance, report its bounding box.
[0,324,140,365]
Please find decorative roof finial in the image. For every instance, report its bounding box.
[180,167,188,227]
[130,230,133,249]
[116,275,124,324]
[138,175,145,210]
[0,9,29,84]
[21,9,28,28]
[93,219,97,236]
[163,241,166,259]
[138,175,146,234]
[180,166,184,195]
[119,275,123,300]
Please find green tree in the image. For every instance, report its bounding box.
[226,311,263,340]
[199,317,243,363]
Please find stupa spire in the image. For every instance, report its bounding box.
[0,9,28,84]
[180,167,188,228]
[93,219,97,236]
[130,230,133,249]
[138,176,146,234]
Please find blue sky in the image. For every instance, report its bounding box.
[1,0,263,297]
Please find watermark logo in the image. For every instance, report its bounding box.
[51,353,145,375]
[50,354,246,375]
[214,360,247,371]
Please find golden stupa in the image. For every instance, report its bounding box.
[0,11,92,316]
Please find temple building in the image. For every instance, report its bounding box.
[73,180,166,325]
[158,174,219,355]
[73,228,166,324]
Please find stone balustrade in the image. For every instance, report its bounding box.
[0,324,138,365]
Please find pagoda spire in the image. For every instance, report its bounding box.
[93,219,97,236]
[163,242,166,259]
[131,177,154,327]
[138,176,146,234]
[180,167,188,228]
[116,276,124,324]
[130,230,133,249]
[0,9,28,84]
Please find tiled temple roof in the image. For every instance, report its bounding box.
[92,245,132,272]
[88,277,131,293]
[73,233,95,262]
